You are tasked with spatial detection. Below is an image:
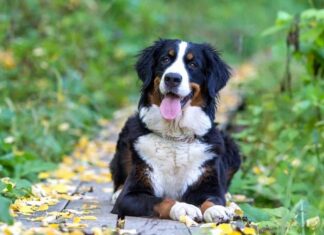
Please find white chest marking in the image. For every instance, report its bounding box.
[134,133,215,199]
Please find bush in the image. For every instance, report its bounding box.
[231,8,323,234]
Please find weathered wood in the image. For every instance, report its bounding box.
[188,226,209,235]
[124,216,191,235]
[63,181,117,232]
[16,180,82,228]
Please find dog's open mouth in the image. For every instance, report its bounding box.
[160,92,193,121]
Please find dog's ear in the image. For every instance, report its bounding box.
[135,40,165,90]
[203,44,231,98]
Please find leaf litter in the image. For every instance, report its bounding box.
[1,136,119,234]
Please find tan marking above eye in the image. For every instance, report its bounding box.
[186,52,194,60]
[168,49,175,56]
[190,83,205,107]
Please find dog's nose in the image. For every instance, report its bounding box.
[164,73,182,88]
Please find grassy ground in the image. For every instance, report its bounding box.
[0,0,323,233]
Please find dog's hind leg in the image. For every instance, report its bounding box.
[220,131,241,189]
[109,119,133,195]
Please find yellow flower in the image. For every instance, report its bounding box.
[291,159,301,167]
[258,176,276,185]
[306,216,320,230]
[0,51,16,69]
[252,166,262,175]
[58,122,70,132]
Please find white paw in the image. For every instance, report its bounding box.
[203,205,231,223]
[110,188,122,205]
[170,202,202,221]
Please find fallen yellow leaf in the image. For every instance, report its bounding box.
[229,231,241,235]
[38,204,49,211]
[234,208,244,217]
[78,136,89,149]
[18,205,34,214]
[200,223,217,229]
[55,168,75,180]
[179,215,198,227]
[48,223,59,229]
[80,215,97,220]
[73,217,81,224]
[38,172,50,179]
[52,184,68,194]
[217,223,233,233]
[82,204,99,210]
[66,223,88,229]
[63,156,74,165]
[75,165,86,173]
[243,227,256,235]
[29,216,44,222]
[69,230,85,235]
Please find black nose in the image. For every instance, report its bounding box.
[164,73,182,88]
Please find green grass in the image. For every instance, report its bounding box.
[1,0,322,232]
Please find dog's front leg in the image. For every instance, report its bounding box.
[111,166,202,221]
[181,166,233,223]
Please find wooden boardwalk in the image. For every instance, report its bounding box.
[14,84,243,235]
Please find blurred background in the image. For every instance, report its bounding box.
[0,0,323,232]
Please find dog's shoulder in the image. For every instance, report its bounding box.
[118,112,151,142]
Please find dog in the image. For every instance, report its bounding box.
[110,39,241,223]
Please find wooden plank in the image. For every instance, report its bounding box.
[63,181,117,233]
[124,216,190,235]
[15,200,68,228]
[188,226,210,235]
[16,180,82,228]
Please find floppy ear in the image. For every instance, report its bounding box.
[203,44,231,98]
[135,40,164,90]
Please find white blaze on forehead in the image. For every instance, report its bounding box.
[160,41,191,97]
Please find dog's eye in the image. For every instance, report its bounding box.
[188,62,198,69]
[161,56,170,64]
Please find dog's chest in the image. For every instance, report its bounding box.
[135,133,214,199]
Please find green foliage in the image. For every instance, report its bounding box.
[0,195,13,224]
[240,201,322,234]
[263,8,324,77]
[0,179,32,225]
[231,7,323,235]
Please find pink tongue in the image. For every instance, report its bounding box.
[160,95,181,120]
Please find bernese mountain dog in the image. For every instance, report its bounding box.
[110,39,241,223]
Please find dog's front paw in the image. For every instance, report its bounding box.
[170,202,202,221]
[203,205,231,223]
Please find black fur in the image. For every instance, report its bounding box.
[136,39,166,108]
[202,44,231,120]
[110,39,241,219]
